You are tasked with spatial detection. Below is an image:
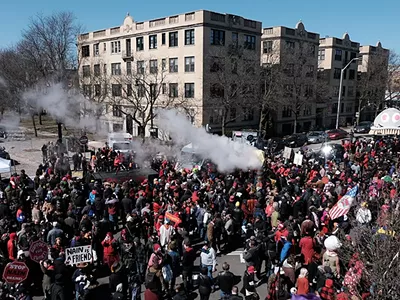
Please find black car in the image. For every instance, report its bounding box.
[266,137,285,152]
[283,133,308,148]
[354,121,372,133]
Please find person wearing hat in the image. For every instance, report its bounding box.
[109,261,127,299]
[148,243,163,270]
[241,266,259,300]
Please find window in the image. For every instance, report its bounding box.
[169,58,178,73]
[333,68,341,79]
[136,37,144,51]
[350,52,357,60]
[343,69,347,80]
[111,41,121,53]
[243,108,254,121]
[244,35,256,50]
[342,86,346,96]
[333,86,339,97]
[210,57,224,72]
[149,35,157,49]
[169,32,178,47]
[162,33,166,45]
[286,41,295,49]
[112,84,122,97]
[169,83,178,97]
[83,85,91,97]
[185,56,195,72]
[126,61,132,75]
[318,49,325,60]
[94,64,100,76]
[282,106,292,118]
[94,84,101,96]
[93,44,99,56]
[306,65,314,77]
[162,83,167,94]
[304,85,313,97]
[303,105,311,116]
[82,65,90,77]
[137,84,145,98]
[150,59,158,74]
[137,61,145,74]
[111,63,121,75]
[210,84,224,98]
[349,69,356,80]
[127,84,133,96]
[334,49,342,61]
[103,64,107,74]
[210,29,225,45]
[185,29,195,45]
[185,83,195,98]
[346,103,353,113]
[81,45,90,57]
[230,108,236,120]
[348,86,354,97]
[263,41,273,53]
[112,105,122,117]
[103,43,107,52]
[284,84,293,97]
[162,59,167,71]
[232,32,239,46]
[309,45,316,56]
[113,123,123,131]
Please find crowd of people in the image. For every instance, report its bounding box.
[0,135,399,300]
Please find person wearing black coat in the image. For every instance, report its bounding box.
[241,266,258,300]
[228,286,243,300]
[50,274,66,300]
[109,262,128,299]
[198,267,213,300]
[216,262,235,298]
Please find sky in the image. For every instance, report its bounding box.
[0,0,398,52]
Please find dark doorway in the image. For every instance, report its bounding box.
[126,114,133,134]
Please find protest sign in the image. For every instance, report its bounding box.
[283,147,292,159]
[65,245,93,265]
[2,261,29,284]
[29,240,49,263]
[293,153,304,166]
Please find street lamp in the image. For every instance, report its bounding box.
[336,57,361,129]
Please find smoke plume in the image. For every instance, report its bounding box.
[22,83,107,136]
[156,110,262,172]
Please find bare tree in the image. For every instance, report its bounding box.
[206,45,262,136]
[110,57,193,141]
[356,50,393,122]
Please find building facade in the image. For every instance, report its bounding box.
[357,42,390,122]
[318,33,360,128]
[261,22,320,135]
[78,10,261,136]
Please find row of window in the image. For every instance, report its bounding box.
[82,57,196,77]
[81,29,257,57]
[209,107,255,123]
[332,85,355,97]
[281,105,312,118]
[318,49,357,62]
[333,68,356,80]
[87,82,196,99]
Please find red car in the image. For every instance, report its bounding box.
[326,128,349,140]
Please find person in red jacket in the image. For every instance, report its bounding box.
[7,232,17,260]
[299,234,315,265]
[101,232,119,269]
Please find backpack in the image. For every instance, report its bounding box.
[145,270,159,292]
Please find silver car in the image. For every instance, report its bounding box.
[307,131,328,144]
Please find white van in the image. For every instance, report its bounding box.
[108,133,134,153]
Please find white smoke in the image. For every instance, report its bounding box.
[156,110,262,172]
[22,83,107,137]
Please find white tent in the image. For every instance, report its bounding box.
[370,108,400,135]
[0,157,11,173]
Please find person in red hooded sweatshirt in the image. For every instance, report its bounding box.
[299,233,315,265]
[7,232,17,261]
[102,232,119,269]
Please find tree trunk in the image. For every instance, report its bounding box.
[39,113,43,125]
[32,115,38,137]
[357,100,362,125]
[293,114,298,134]
[221,114,226,136]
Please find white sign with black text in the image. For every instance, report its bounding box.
[65,245,93,265]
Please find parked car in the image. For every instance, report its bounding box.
[283,133,308,148]
[266,137,285,153]
[307,131,329,144]
[354,121,372,133]
[326,128,349,140]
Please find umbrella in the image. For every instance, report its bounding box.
[381,175,393,183]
